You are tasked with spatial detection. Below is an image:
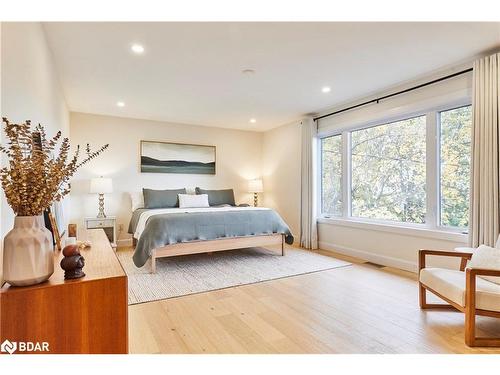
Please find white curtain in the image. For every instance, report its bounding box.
[300,117,318,249]
[470,53,500,247]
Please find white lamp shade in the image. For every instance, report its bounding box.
[90,177,113,194]
[248,179,263,193]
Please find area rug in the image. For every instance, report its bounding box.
[117,247,351,305]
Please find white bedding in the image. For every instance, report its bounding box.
[134,206,271,240]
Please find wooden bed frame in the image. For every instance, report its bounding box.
[134,234,286,273]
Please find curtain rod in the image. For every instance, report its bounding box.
[313,67,473,122]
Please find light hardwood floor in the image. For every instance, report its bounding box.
[128,248,500,354]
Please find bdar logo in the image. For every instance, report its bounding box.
[0,339,49,354]
[1,339,17,354]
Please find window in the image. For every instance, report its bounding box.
[351,116,427,223]
[321,134,342,216]
[439,106,472,228]
[319,103,472,232]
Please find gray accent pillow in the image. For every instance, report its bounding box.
[143,188,187,209]
[195,187,235,206]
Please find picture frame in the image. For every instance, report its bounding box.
[140,140,216,175]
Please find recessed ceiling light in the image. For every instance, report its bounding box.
[131,44,145,54]
[116,101,125,107]
[322,86,331,93]
[249,118,257,124]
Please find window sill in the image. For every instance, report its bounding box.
[317,217,468,243]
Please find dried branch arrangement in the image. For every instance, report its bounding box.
[0,118,109,216]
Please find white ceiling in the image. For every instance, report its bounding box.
[43,22,500,131]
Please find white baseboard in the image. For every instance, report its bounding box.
[318,241,417,273]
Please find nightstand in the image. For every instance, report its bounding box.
[84,216,117,248]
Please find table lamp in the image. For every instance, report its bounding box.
[248,179,263,207]
[90,177,113,218]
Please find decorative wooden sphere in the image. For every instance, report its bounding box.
[62,244,80,257]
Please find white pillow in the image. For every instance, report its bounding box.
[469,245,500,285]
[129,192,144,211]
[178,193,209,208]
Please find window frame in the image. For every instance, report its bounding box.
[317,99,472,235]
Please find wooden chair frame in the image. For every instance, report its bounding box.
[419,249,500,347]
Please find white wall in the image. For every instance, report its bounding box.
[0,22,69,281]
[262,120,301,239]
[318,222,465,271]
[69,112,263,244]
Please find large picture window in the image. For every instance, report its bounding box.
[319,104,472,232]
[351,116,427,223]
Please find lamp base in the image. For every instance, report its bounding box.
[253,193,258,207]
[97,194,107,218]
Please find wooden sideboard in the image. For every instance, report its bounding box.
[0,229,128,354]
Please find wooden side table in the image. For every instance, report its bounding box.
[84,216,116,248]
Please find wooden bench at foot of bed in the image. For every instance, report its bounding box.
[148,233,285,273]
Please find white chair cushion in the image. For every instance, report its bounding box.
[420,268,500,312]
[469,245,500,285]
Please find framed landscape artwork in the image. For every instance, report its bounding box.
[140,140,216,174]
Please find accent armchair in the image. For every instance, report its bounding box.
[418,249,500,347]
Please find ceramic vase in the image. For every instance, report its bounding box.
[3,215,54,286]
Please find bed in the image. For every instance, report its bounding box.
[128,206,294,272]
